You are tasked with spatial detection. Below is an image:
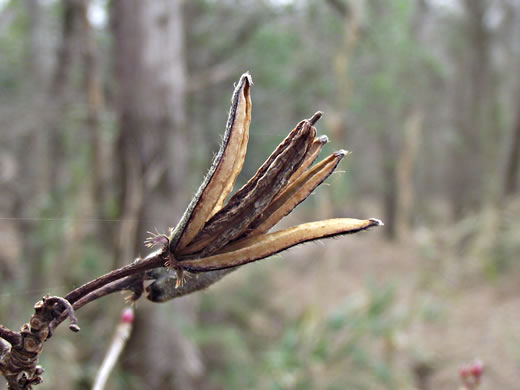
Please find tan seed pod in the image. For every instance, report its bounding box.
[209,75,252,217]
[180,119,316,256]
[144,74,384,300]
[243,149,349,239]
[287,134,329,185]
[170,73,252,251]
[180,218,383,272]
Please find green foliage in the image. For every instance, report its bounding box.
[0,2,26,94]
[351,0,441,128]
[484,205,520,279]
[193,274,414,389]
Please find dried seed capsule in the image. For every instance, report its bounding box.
[171,73,252,251]
[243,150,349,239]
[180,218,383,272]
[145,268,236,303]
[181,118,316,256]
[209,75,252,217]
[287,135,329,185]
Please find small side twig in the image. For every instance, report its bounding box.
[49,273,145,333]
[64,252,164,305]
[92,308,134,390]
[43,296,80,334]
[0,325,21,346]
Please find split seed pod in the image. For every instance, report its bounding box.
[145,72,382,302]
[170,73,252,252]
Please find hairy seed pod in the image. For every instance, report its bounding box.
[171,73,252,252]
[180,218,383,272]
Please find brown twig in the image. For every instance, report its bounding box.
[64,252,164,305]
[0,296,83,389]
[49,273,145,332]
[0,326,21,346]
[92,308,134,390]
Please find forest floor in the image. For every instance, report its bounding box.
[206,211,520,390]
[2,205,518,390]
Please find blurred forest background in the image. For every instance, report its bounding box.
[1,0,520,389]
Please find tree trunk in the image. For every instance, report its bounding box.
[449,0,491,218]
[20,0,50,295]
[396,110,422,239]
[80,0,105,216]
[503,93,520,197]
[329,0,362,145]
[48,0,82,194]
[111,1,202,388]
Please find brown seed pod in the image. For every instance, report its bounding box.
[287,134,329,185]
[180,218,383,272]
[171,73,253,252]
[181,118,316,256]
[243,150,349,238]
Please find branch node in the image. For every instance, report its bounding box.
[43,296,80,333]
[0,325,21,347]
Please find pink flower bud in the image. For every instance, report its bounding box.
[470,359,484,378]
[120,308,135,324]
[459,365,470,378]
